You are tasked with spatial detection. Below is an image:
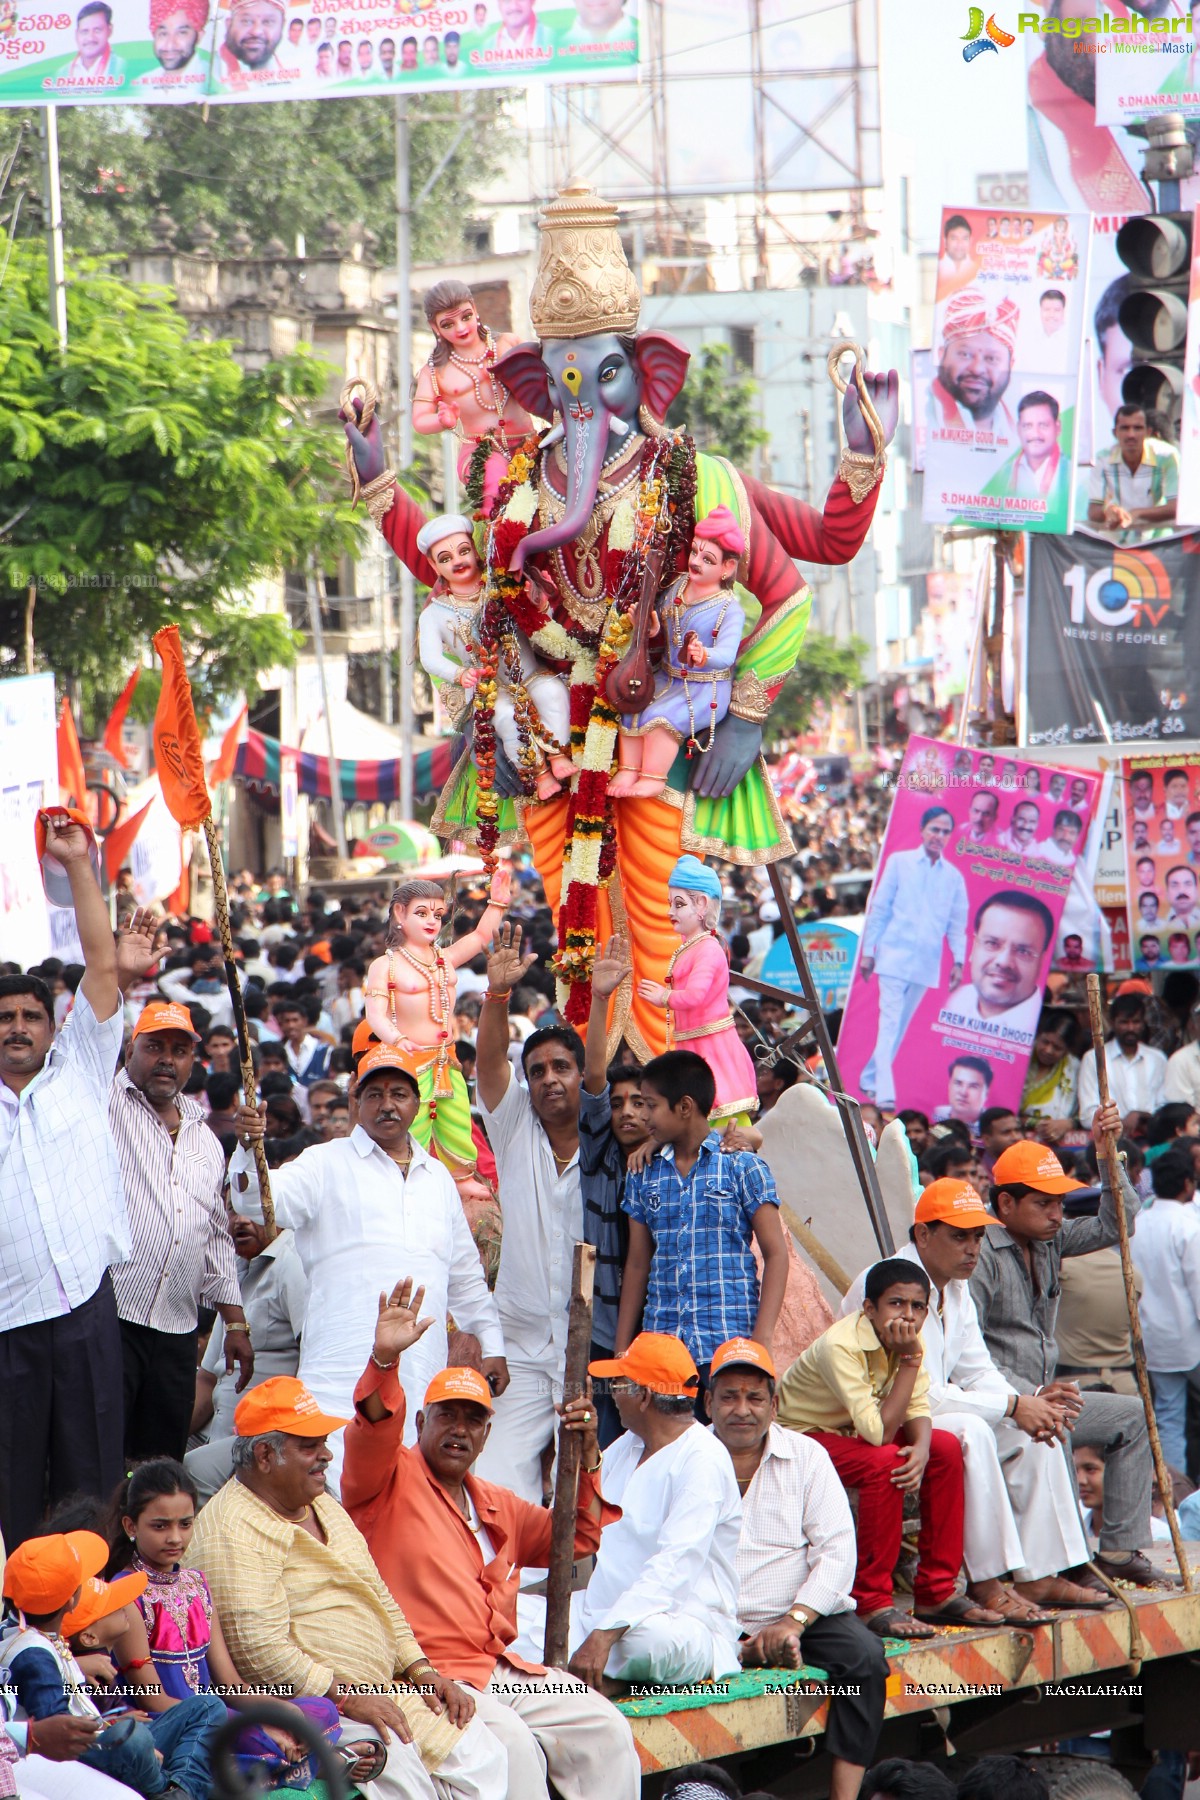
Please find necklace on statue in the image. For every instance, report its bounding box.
[392,943,453,1039]
[449,346,503,417]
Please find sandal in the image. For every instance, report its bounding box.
[1013,1576,1115,1611]
[863,1607,937,1640]
[968,1582,1055,1626]
[912,1594,1006,1628]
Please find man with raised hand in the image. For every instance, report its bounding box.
[0,811,127,1547]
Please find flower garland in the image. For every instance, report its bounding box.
[473,425,698,1022]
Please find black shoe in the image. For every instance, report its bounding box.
[1091,1552,1181,1590]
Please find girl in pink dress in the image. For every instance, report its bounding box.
[637,854,760,1122]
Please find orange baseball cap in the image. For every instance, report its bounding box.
[352,1019,381,1058]
[423,1366,494,1412]
[991,1140,1085,1195]
[133,1000,200,1041]
[3,1530,109,1615]
[62,1569,148,1638]
[357,1044,421,1093]
[589,1332,700,1396]
[35,807,102,908]
[709,1337,777,1381]
[915,1178,993,1229]
[234,1375,350,1439]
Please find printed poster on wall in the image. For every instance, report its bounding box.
[923,205,1088,534]
[1122,753,1200,972]
[838,735,1100,1129]
[0,0,638,105]
[1022,529,1200,746]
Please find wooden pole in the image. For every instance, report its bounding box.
[544,1242,596,1670]
[1086,975,1190,1589]
[202,815,276,1236]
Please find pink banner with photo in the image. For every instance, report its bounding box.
[1122,753,1200,973]
[838,735,1100,1129]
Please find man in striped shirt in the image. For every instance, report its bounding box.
[108,997,252,1462]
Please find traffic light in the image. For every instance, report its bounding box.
[1115,212,1192,431]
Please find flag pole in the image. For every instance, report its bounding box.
[202,815,276,1238]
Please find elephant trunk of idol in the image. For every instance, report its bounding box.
[510,404,613,572]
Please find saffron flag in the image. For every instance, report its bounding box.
[56,698,88,810]
[103,795,154,883]
[102,668,140,769]
[209,703,247,786]
[152,627,211,830]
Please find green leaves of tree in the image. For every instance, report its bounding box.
[0,231,362,724]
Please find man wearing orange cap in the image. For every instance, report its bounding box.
[341,1278,640,1800]
[0,812,127,1550]
[514,1333,743,1687]
[706,1337,887,1800]
[232,1043,505,1492]
[842,1180,1102,1621]
[186,1375,508,1800]
[971,1117,1172,1590]
[108,999,251,1464]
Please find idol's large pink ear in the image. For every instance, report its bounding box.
[633,331,691,422]
[493,342,553,421]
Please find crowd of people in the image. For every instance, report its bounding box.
[0,806,1191,1800]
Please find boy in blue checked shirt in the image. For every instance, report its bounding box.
[614,1049,788,1407]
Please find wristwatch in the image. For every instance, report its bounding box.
[788,1608,811,1627]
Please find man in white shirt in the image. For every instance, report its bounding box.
[1034,809,1084,867]
[994,800,1041,856]
[1165,865,1200,929]
[1078,993,1167,1129]
[0,814,127,1549]
[937,891,1053,1051]
[858,807,968,1110]
[963,790,999,846]
[231,1044,506,1491]
[1131,1148,1200,1473]
[474,924,585,1502]
[842,1181,1099,1621]
[1087,404,1179,543]
[706,1337,887,1800]
[1165,1011,1200,1109]
[526,1332,742,1688]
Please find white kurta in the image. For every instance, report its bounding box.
[843,1244,1088,1581]
[229,1129,504,1486]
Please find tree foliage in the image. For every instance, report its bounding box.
[667,342,769,468]
[0,232,362,724]
[1,94,510,262]
[769,631,868,741]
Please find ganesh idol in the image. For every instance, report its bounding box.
[341,183,898,1059]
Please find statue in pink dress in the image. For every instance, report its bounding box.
[636,853,759,1122]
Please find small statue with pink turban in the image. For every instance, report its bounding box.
[609,505,747,798]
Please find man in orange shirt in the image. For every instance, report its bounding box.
[342,1278,641,1800]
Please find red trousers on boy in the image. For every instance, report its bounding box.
[807,1428,965,1616]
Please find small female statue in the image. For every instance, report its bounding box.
[637,854,759,1123]
[363,871,510,1196]
[608,506,747,798]
[411,280,536,511]
[415,512,574,797]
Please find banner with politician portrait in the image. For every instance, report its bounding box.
[0,0,636,104]
[923,206,1089,534]
[1094,5,1200,128]
[838,735,1100,1131]
[1122,753,1200,973]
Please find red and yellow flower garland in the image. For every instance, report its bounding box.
[473,429,697,1023]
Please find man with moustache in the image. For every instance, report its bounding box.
[187,1376,509,1800]
[108,999,251,1463]
[0,813,126,1548]
[216,0,290,84]
[136,0,208,77]
[928,286,1020,480]
[965,789,1000,846]
[938,892,1055,1048]
[231,1044,506,1488]
[1027,0,1166,212]
[1002,392,1067,509]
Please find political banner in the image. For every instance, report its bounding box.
[923,206,1088,533]
[838,735,1100,1128]
[1122,752,1200,971]
[0,0,637,106]
[1095,3,1200,126]
[1022,530,1200,746]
